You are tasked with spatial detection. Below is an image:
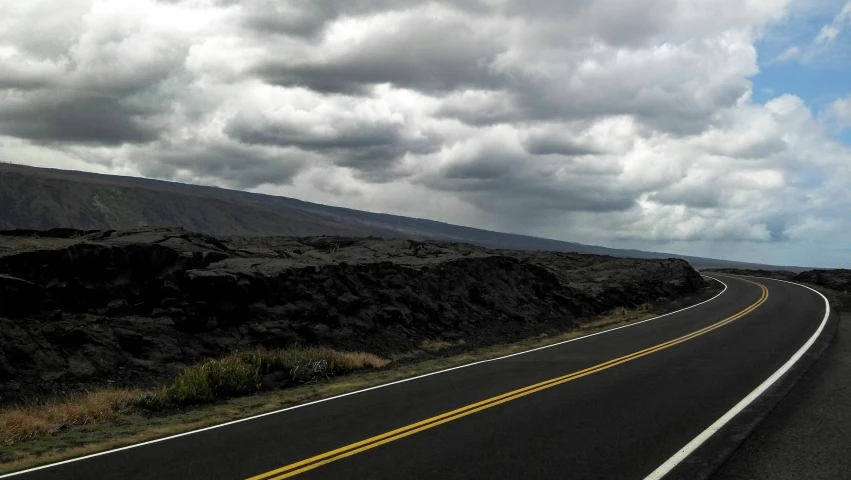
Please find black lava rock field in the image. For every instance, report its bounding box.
[0,228,707,403]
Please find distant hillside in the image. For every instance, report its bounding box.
[0,163,807,270]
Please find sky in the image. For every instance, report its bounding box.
[1,0,850,268]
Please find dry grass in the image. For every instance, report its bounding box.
[303,250,333,263]
[802,283,851,312]
[235,347,389,372]
[0,389,138,446]
[0,348,387,450]
[0,417,226,475]
[13,239,42,251]
[419,339,466,352]
[576,303,654,331]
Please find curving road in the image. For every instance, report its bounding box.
[3,274,832,480]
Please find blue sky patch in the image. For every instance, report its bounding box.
[752,0,851,144]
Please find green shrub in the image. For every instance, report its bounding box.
[142,347,388,409]
[160,356,261,406]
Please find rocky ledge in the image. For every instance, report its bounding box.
[0,228,706,403]
[704,268,851,293]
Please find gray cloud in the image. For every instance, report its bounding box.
[228,117,402,151]
[134,141,305,190]
[225,111,440,178]
[522,135,604,156]
[439,174,639,214]
[0,91,164,145]
[253,17,504,94]
[648,185,722,209]
[0,2,190,145]
[706,136,788,159]
[424,147,638,213]
[233,0,492,39]
[0,57,62,90]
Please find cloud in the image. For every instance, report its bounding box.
[222,87,441,180]
[827,95,851,129]
[0,0,92,59]
[756,1,851,67]
[1,0,851,266]
[131,139,307,190]
[244,2,761,135]
[815,1,851,44]
[232,1,489,39]
[0,0,203,144]
[770,45,801,63]
[0,50,66,90]
[251,5,506,95]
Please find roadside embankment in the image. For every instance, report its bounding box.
[0,227,707,405]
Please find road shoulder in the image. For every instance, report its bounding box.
[713,311,851,480]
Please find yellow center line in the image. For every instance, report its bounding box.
[248,280,768,480]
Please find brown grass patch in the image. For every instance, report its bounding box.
[419,339,467,352]
[13,239,42,251]
[0,348,387,449]
[303,250,333,263]
[0,389,138,446]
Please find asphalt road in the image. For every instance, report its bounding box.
[4,275,830,480]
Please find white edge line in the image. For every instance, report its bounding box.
[644,275,831,480]
[1,277,728,478]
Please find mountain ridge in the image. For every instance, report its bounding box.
[0,162,807,271]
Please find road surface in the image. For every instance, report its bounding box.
[3,274,831,480]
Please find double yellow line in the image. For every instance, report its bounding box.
[249,280,769,480]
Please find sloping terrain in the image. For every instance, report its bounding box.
[0,164,389,238]
[0,163,805,270]
[795,269,851,293]
[705,268,851,294]
[702,269,798,280]
[0,228,706,404]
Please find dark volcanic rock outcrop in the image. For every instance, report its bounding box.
[0,228,706,403]
[795,269,851,293]
[704,268,851,294]
[701,269,797,281]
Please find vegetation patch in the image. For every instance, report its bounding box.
[0,347,387,450]
[419,339,467,352]
[802,284,851,313]
[0,389,138,446]
[139,347,389,409]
